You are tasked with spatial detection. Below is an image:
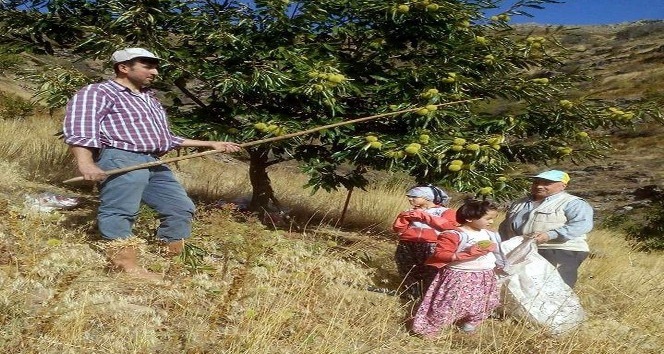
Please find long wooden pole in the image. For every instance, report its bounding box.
[62,98,481,184]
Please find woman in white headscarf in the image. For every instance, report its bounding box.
[393,185,457,299]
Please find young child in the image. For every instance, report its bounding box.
[393,185,457,299]
[411,199,504,336]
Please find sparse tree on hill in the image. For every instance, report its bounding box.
[0,0,659,215]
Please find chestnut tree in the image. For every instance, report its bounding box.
[1,0,657,214]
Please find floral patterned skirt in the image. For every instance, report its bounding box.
[411,267,499,336]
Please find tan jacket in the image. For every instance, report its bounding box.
[504,192,590,252]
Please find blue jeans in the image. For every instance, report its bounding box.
[95,148,195,242]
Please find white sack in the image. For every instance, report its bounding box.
[499,236,586,335]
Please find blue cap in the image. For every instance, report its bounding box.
[530,170,570,184]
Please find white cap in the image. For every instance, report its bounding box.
[111,48,159,63]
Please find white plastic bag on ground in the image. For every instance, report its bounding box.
[24,192,80,213]
[499,236,586,335]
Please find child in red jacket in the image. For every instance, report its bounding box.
[393,185,457,300]
[412,199,503,337]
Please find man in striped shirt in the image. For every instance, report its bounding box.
[63,48,242,278]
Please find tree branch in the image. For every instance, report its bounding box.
[173,77,208,109]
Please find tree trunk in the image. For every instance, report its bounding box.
[338,186,353,227]
[248,147,281,214]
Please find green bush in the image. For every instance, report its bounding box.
[0,52,22,74]
[603,193,664,251]
[625,200,664,251]
[0,91,34,120]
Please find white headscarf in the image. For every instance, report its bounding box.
[406,186,449,205]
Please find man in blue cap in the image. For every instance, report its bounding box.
[499,170,594,288]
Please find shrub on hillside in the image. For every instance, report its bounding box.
[603,187,664,251]
[0,52,22,73]
[615,21,664,41]
[625,199,664,251]
[0,91,34,120]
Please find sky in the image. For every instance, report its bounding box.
[490,0,664,25]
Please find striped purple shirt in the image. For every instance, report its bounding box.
[63,80,185,154]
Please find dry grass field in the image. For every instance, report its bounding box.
[1,21,664,354]
[0,112,663,354]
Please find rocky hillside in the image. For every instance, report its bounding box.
[524,21,664,219]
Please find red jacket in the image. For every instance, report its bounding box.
[425,229,503,268]
[393,207,458,242]
[425,230,463,268]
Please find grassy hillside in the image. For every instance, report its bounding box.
[0,116,663,354]
[1,21,664,354]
